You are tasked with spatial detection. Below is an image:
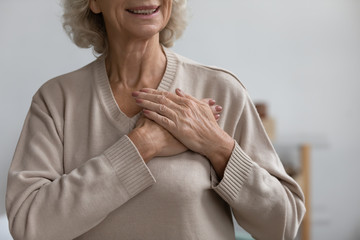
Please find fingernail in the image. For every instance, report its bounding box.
[209,99,216,105]
[132,91,139,97]
[135,98,143,104]
[215,114,221,119]
[143,109,150,114]
[176,88,185,97]
[140,88,150,93]
[215,106,223,112]
[176,88,185,95]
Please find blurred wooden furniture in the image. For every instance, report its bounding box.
[274,142,313,240]
[298,144,311,240]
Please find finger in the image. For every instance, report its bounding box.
[215,114,221,121]
[215,105,223,112]
[139,88,185,104]
[175,88,186,97]
[209,105,223,114]
[138,88,158,94]
[201,98,216,106]
[143,109,176,132]
[135,89,186,105]
[135,98,177,120]
[133,91,177,108]
[175,88,200,103]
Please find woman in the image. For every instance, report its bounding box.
[6,0,305,239]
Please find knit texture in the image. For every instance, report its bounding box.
[6,47,305,240]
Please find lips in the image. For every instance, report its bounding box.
[126,6,160,15]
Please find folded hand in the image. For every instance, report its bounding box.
[132,88,234,162]
[130,91,224,161]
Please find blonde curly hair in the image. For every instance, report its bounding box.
[62,0,188,56]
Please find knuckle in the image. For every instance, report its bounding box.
[183,98,191,106]
[173,114,180,124]
[199,101,208,107]
[162,91,169,97]
[161,96,167,103]
[205,104,212,112]
[157,95,167,104]
[161,116,170,125]
[159,104,166,112]
[198,103,207,109]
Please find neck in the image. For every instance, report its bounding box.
[105,35,166,90]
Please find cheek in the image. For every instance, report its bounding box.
[102,2,126,23]
[162,0,173,22]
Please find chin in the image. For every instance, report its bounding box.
[128,25,163,40]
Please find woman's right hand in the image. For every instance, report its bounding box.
[128,98,222,163]
[129,116,187,163]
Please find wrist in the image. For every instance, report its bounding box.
[205,133,235,178]
[128,128,157,163]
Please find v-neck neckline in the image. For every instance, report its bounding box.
[94,46,178,131]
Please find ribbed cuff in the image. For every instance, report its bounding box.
[211,141,253,202]
[104,135,156,198]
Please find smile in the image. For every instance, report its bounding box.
[126,6,160,15]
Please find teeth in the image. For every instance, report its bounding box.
[128,8,157,15]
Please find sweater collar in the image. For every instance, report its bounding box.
[94,46,178,129]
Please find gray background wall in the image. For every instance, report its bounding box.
[1,0,359,239]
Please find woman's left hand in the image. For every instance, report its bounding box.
[132,88,235,177]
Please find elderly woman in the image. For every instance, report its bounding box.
[6,0,305,239]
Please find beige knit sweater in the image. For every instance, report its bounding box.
[6,47,305,240]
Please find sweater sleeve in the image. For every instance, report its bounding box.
[210,91,306,240]
[6,99,156,240]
